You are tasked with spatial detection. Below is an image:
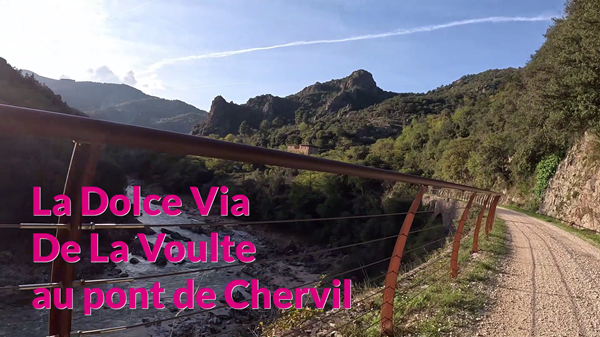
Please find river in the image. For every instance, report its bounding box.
[0,179,317,337]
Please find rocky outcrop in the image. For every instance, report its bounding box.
[294,69,378,97]
[191,95,266,136]
[191,69,396,137]
[291,69,394,114]
[245,94,300,122]
[539,132,600,231]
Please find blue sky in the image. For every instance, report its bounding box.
[0,0,566,111]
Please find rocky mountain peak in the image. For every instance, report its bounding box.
[295,69,379,97]
[343,69,377,91]
[210,95,229,110]
[193,69,396,137]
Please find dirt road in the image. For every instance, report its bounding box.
[474,207,600,336]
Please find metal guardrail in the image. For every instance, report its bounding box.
[0,103,503,337]
[0,104,501,195]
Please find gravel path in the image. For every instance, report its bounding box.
[474,207,600,336]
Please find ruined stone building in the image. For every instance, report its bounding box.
[286,144,319,155]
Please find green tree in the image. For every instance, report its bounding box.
[238,120,251,136]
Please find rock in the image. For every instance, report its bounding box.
[232,290,245,302]
[301,254,315,263]
[150,199,161,205]
[540,132,600,232]
[129,238,151,258]
[0,251,15,263]
[220,229,235,237]
[254,250,270,260]
[160,228,173,234]
[229,307,253,323]
[170,232,192,242]
[154,254,168,267]
[143,227,156,235]
[180,225,207,236]
[208,313,222,325]
[241,265,253,275]
[119,272,129,277]
[100,229,136,244]
[284,240,298,254]
[191,226,207,235]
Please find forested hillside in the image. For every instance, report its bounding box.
[124,0,600,255]
[0,58,129,224]
[25,71,208,133]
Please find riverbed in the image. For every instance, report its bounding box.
[0,179,324,337]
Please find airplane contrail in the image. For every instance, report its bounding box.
[146,15,555,72]
[106,0,158,21]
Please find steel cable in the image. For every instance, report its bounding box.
[0,210,435,230]
[72,223,475,335]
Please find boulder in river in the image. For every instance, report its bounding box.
[170,232,192,242]
[180,225,207,236]
[284,240,298,254]
[154,254,168,267]
[232,290,245,302]
[129,238,151,258]
[208,313,222,325]
[142,227,156,235]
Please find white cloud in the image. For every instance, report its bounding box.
[136,73,165,92]
[123,70,137,86]
[0,0,160,85]
[87,65,120,83]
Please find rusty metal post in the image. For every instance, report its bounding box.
[380,186,426,337]
[472,195,492,253]
[484,195,500,238]
[48,143,101,337]
[488,195,501,232]
[490,195,502,230]
[450,193,475,278]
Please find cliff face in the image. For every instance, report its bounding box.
[191,95,269,136]
[539,132,600,231]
